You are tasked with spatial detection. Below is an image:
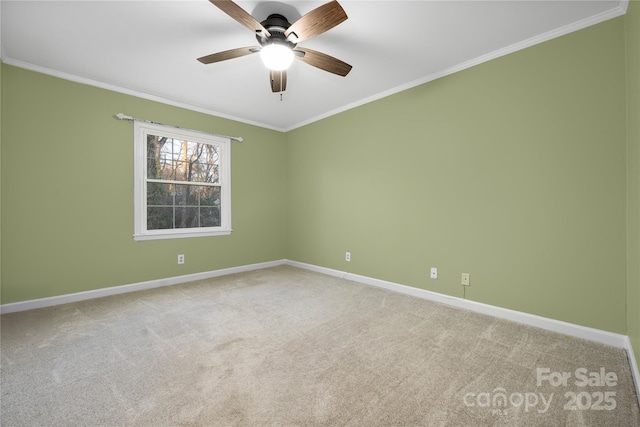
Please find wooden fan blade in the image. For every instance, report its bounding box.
[294,47,352,77]
[197,46,260,64]
[284,1,347,43]
[270,70,287,93]
[209,0,270,37]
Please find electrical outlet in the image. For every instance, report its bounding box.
[461,273,470,286]
[345,252,351,262]
[178,254,185,265]
[430,267,438,279]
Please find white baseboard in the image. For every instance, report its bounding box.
[625,336,640,407]
[0,259,287,314]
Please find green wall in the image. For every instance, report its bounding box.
[626,0,640,368]
[0,65,287,303]
[286,17,628,334]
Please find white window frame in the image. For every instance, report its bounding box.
[133,121,231,241]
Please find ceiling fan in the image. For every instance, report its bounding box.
[197,0,352,93]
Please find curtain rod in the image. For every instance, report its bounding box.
[114,113,243,142]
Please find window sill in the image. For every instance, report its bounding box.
[133,229,232,241]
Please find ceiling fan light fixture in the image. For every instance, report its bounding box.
[260,43,294,71]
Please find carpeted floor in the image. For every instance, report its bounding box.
[1,265,639,426]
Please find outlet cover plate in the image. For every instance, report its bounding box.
[461,273,470,286]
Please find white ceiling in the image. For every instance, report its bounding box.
[0,0,628,131]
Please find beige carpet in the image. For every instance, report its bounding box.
[1,265,639,426]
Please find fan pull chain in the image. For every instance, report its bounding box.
[280,93,283,101]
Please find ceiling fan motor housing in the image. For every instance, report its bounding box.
[257,14,297,49]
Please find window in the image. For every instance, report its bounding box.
[133,121,231,240]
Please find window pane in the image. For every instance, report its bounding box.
[147,182,173,206]
[201,186,221,206]
[201,207,221,227]
[175,207,198,229]
[147,207,174,230]
[174,184,187,207]
[174,184,200,206]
